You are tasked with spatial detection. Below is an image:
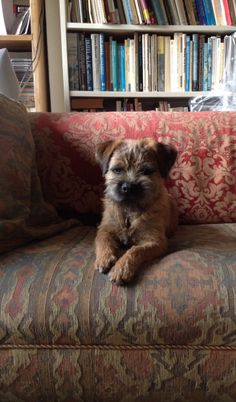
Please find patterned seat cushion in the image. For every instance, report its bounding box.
[1,223,236,401]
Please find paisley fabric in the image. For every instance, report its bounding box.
[0,223,236,401]
[30,111,236,223]
[0,95,77,254]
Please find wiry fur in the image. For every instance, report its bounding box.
[95,138,178,285]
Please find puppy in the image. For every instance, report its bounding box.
[95,138,178,285]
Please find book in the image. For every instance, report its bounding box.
[100,33,106,91]
[111,40,118,90]
[164,36,171,91]
[175,0,188,24]
[157,36,165,91]
[202,0,216,24]
[85,36,93,91]
[223,0,232,24]
[78,33,86,90]
[91,33,100,90]
[192,33,199,90]
[195,0,207,24]
[139,0,151,24]
[165,0,180,24]
[149,0,168,24]
[183,0,198,24]
[67,32,79,90]
[185,35,191,91]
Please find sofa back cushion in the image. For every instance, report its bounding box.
[0,95,76,254]
[30,111,236,224]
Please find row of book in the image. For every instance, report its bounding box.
[10,52,35,110]
[67,32,236,93]
[70,97,189,111]
[67,0,236,26]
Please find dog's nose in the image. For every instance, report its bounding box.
[121,182,130,193]
[121,182,143,196]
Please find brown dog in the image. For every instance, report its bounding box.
[95,138,178,285]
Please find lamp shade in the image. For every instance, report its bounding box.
[0,48,19,100]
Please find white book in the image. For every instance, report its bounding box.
[164,36,171,92]
[91,33,100,90]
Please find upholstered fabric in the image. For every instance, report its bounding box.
[0,95,77,254]
[0,223,236,401]
[30,111,236,223]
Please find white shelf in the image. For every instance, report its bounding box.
[70,91,210,98]
[67,22,236,34]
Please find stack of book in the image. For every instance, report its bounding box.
[10,52,35,110]
[67,31,236,93]
[67,0,236,26]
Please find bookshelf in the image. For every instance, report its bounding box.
[0,0,48,111]
[46,0,236,112]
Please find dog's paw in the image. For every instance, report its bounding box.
[108,261,135,285]
[95,252,117,274]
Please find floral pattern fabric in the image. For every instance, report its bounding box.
[30,111,236,223]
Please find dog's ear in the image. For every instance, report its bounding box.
[156,142,177,179]
[95,140,119,175]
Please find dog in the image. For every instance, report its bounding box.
[95,138,178,285]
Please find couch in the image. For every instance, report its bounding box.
[0,95,236,402]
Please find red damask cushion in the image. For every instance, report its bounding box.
[30,111,236,223]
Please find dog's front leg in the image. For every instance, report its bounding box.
[95,227,119,273]
[109,236,167,285]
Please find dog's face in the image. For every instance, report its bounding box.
[96,139,177,206]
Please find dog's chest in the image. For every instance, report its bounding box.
[118,211,138,248]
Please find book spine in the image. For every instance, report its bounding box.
[138,33,143,91]
[91,33,100,90]
[223,0,232,24]
[198,34,205,91]
[67,32,79,90]
[117,44,122,90]
[149,0,168,24]
[140,0,151,24]
[120,44,126,91]
[125,0,134,23]
[183,0,197,24]
[121,0,131,23]
[195,0,207,24]
[78,33,86,90]
[157,36,165,91]
[100,33,106,91]
[203,41,208,90]
[112,40,118,91]
[185,35,191,91]
[192,33,199,90]
[85,35,93,91]
[202,0,216,24]
[207,37,212,90]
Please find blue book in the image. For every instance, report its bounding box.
[112,40,118,91]
[85,36,93,91]
[120,45,126,91]
[122,0,131,24]
[117,44,122,91]
[99,33,106,91]
[202,0,216,25]
[185,35,191,91]
[203,42,208,91]
[195,0,207,24]
[207,37,212,91]
[192,33,199,91]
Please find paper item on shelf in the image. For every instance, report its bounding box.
[0,0,15,34]
[11,8,31,35]
[0,48,20,100]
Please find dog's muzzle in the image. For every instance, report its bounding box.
[119,181,144,199]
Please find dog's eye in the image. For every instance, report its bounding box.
[112,167,124,174]
[141,167,155,175]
